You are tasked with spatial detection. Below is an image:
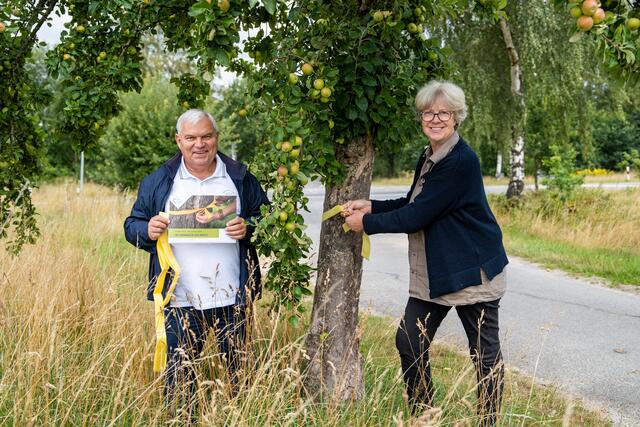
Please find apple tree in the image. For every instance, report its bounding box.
[558,0,640,79]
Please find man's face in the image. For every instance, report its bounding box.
[175,118,218,172]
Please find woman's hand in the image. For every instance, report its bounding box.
[341,199,372,217]
[344,210,365,232]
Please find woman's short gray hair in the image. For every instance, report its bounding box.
[176,109,219,134]
[415,80,467,125]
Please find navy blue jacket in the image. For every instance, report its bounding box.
[363,139,508,299]
[124,152,269,305]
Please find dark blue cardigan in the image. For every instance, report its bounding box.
[363,139,508,299]
[123,152,269,305]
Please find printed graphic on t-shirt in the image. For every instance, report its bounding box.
[168,195,237,243]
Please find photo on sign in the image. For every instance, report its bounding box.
[168,195,237,243]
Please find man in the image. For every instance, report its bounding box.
[124,109,269,413]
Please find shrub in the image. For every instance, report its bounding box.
[542,144,584,202]
[87,76,183,189]
[618,149,640,174]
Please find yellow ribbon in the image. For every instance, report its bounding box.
[169,200,224,220]
[151,198,235,372]
[152,212,181,373]
[322,205,370,260]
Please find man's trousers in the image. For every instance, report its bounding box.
[164,304,246,413]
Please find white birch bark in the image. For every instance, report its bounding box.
[499,16,526,198]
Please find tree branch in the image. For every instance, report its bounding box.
[14,0,59,69]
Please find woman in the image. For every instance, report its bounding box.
[343,80,508,425]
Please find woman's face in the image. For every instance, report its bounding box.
[420,98,456,145]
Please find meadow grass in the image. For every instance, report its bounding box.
[0,183,611,425]
[373,172,638,187]
[491,188,640,287]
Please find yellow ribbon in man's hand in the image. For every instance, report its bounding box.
[152,212,181,373]
[322,205,370,260]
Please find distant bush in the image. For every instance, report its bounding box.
[542,144,584,202]
[618,149,640,174]
[87,76,182,190]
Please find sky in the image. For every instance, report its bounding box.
[37,13,237,87]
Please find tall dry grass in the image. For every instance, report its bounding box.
[492,188,640,252]
[0,183,609,425]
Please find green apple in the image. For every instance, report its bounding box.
[628,17,640,31]
[569,7,582,19]
[301,63,314,75]
[218,0,230,12]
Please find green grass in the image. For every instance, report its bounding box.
[503,226,640,286]
[373,172,639,187]
[491,188,640,287]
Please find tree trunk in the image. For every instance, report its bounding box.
[499,16,526,199]
[303,134,375,402]
[495,152,503,178]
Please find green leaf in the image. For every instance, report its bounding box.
[624,50,635,64]
[263,0,276,15]
[355,96,368,112]
[288,315,300,327]
[216,50,231,67]
[188,2,210,16]
[361,61,374,73]
[362,75,377,86]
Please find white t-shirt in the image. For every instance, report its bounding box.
[165,156,241,309]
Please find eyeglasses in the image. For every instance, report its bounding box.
[418,110,453,122]
[182,133,216,143]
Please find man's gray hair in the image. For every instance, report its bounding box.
[415,80,468,125]
[176,109,219,134]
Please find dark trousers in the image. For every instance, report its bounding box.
[396,297,504,425]
[164,304,246,413]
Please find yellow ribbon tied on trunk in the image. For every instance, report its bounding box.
[169,200,223,221]
[322,205,370,260]
[152,212,181,373]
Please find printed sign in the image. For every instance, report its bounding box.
[167,195,237,243]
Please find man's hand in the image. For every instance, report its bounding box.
[341,199,372,217]
[148,214,170,241]
[344,210,365,232]
[225,216,247,240]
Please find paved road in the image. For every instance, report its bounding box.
[300,183,640,426]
